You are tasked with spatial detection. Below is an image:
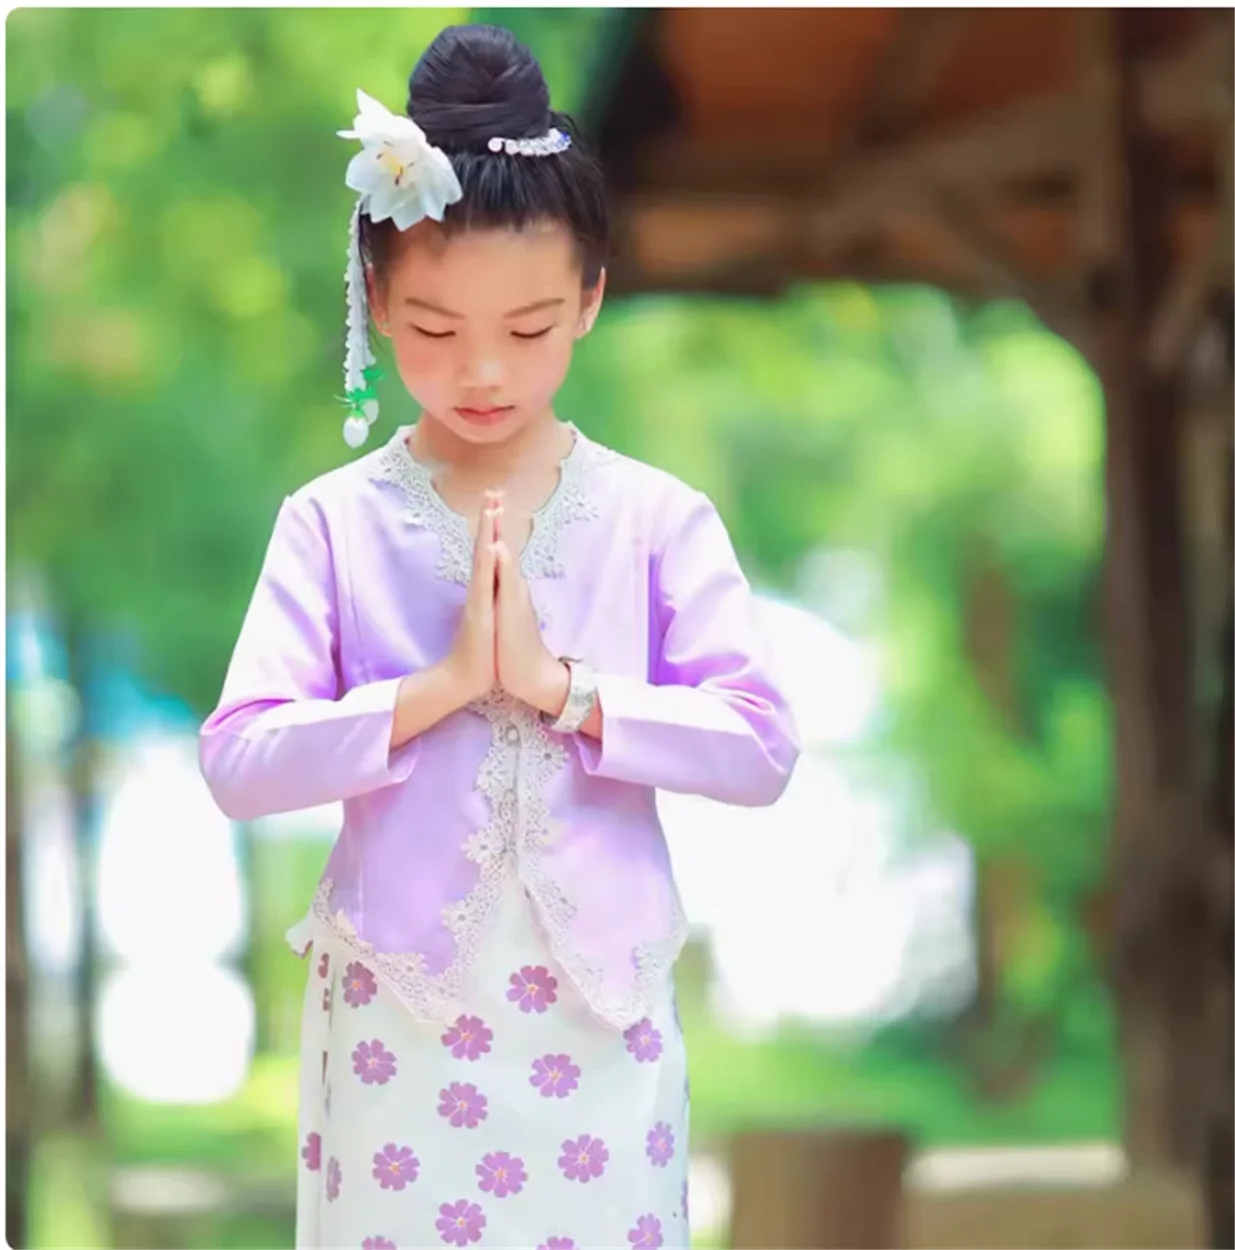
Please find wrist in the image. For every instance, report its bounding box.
[525,652,571,718]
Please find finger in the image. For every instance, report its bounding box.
[474,513,498,587]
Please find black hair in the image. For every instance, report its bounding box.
[361,24,609,289]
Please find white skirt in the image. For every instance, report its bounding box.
[295,867,691,1250]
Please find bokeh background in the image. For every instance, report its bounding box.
[6,8,1232,1250]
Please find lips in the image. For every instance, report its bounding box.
[456,404,514,425]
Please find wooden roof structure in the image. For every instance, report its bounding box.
[586,8,1231,374]
[585,10,1234,1247]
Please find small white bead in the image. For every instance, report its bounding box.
[362,398,379,423]
[343,415,370,448]
[488,137,502,153]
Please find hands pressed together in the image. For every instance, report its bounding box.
[444,490,570,717]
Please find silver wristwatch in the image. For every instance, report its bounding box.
[545,658,598,734]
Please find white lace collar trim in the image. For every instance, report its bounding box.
[368,422,601,584]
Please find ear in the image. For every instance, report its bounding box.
[365,264,391,336]
[577,268,607,338]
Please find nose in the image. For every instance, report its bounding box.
[463,356,504,389]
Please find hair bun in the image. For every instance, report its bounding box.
[408,24,551,149]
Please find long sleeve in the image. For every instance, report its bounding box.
[199,493,420,821]
[577,489,800,807]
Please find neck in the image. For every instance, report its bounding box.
[413,407,569,476]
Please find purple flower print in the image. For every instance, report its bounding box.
[372,1143,420,1191]
[538,1240,576,1250]
[326,1156,342,1203]
[301,1131,321,1172]
[646,1122,675,1168]
[442,1015,493,1062]
[438,1082,489,1129]
[343,961,378,1007]
[558,1134,609,1183]
[530,1053,580,1099]
[507,965,558,1014]
[624,1018,663,1063]
[476,1150,527,1198]
[318,951,330,979]
[353,1039,397,1085]
[362,1239,396,1250]
[437,1199,486,1247]
[628,1215,664,1249]
[681,1179,690,1221]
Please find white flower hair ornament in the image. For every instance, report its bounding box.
[336,89,463,449]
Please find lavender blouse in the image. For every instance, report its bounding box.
[199,424,800,1030]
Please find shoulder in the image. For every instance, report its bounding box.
[580,431,723,545]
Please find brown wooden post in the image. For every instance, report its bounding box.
[1077,4,1221,1206]
[728,1127,911,1249]
[1200,19,1230,1250]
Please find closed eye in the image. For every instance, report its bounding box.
[511,327,554,340]
[412,326,455,339]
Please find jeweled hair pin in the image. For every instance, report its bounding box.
[487,128,572,157]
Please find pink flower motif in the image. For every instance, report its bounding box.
[363,1239,396,1250]
[442,1015,493,1062]
[353,1039,397,1085]
[301,1131,321,1172]
[558,1134,609,1183]
[507,965,558,1014]
[624,1018,664,1063]
[318,951,330,979]
[438,1082,489,1129]
[530,1053,580,1099]
[628,1215,663,1249]
[322,987,331,1013]
[372,1142,420,1191]
[537,1241,576,1250]
[646,1121,675,1167]
[326,1156,342,1203]
[437,1199,486,1247]
[344,961,378,1007]
[476,1150,527,1198]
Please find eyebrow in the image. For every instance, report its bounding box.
[402,297,566,319]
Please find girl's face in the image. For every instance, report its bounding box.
[370,221,604,447]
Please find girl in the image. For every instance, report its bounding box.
[200,24,799,1250]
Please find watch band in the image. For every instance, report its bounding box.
[546,658,598,734]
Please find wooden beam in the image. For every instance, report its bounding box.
[1150,15,1235,375]
[1148,220,1228,377]
[841,8,966,151]
[628,21,1229,200]
[916,185,1087,345]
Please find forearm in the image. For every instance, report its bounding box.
[390,659,480,750]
